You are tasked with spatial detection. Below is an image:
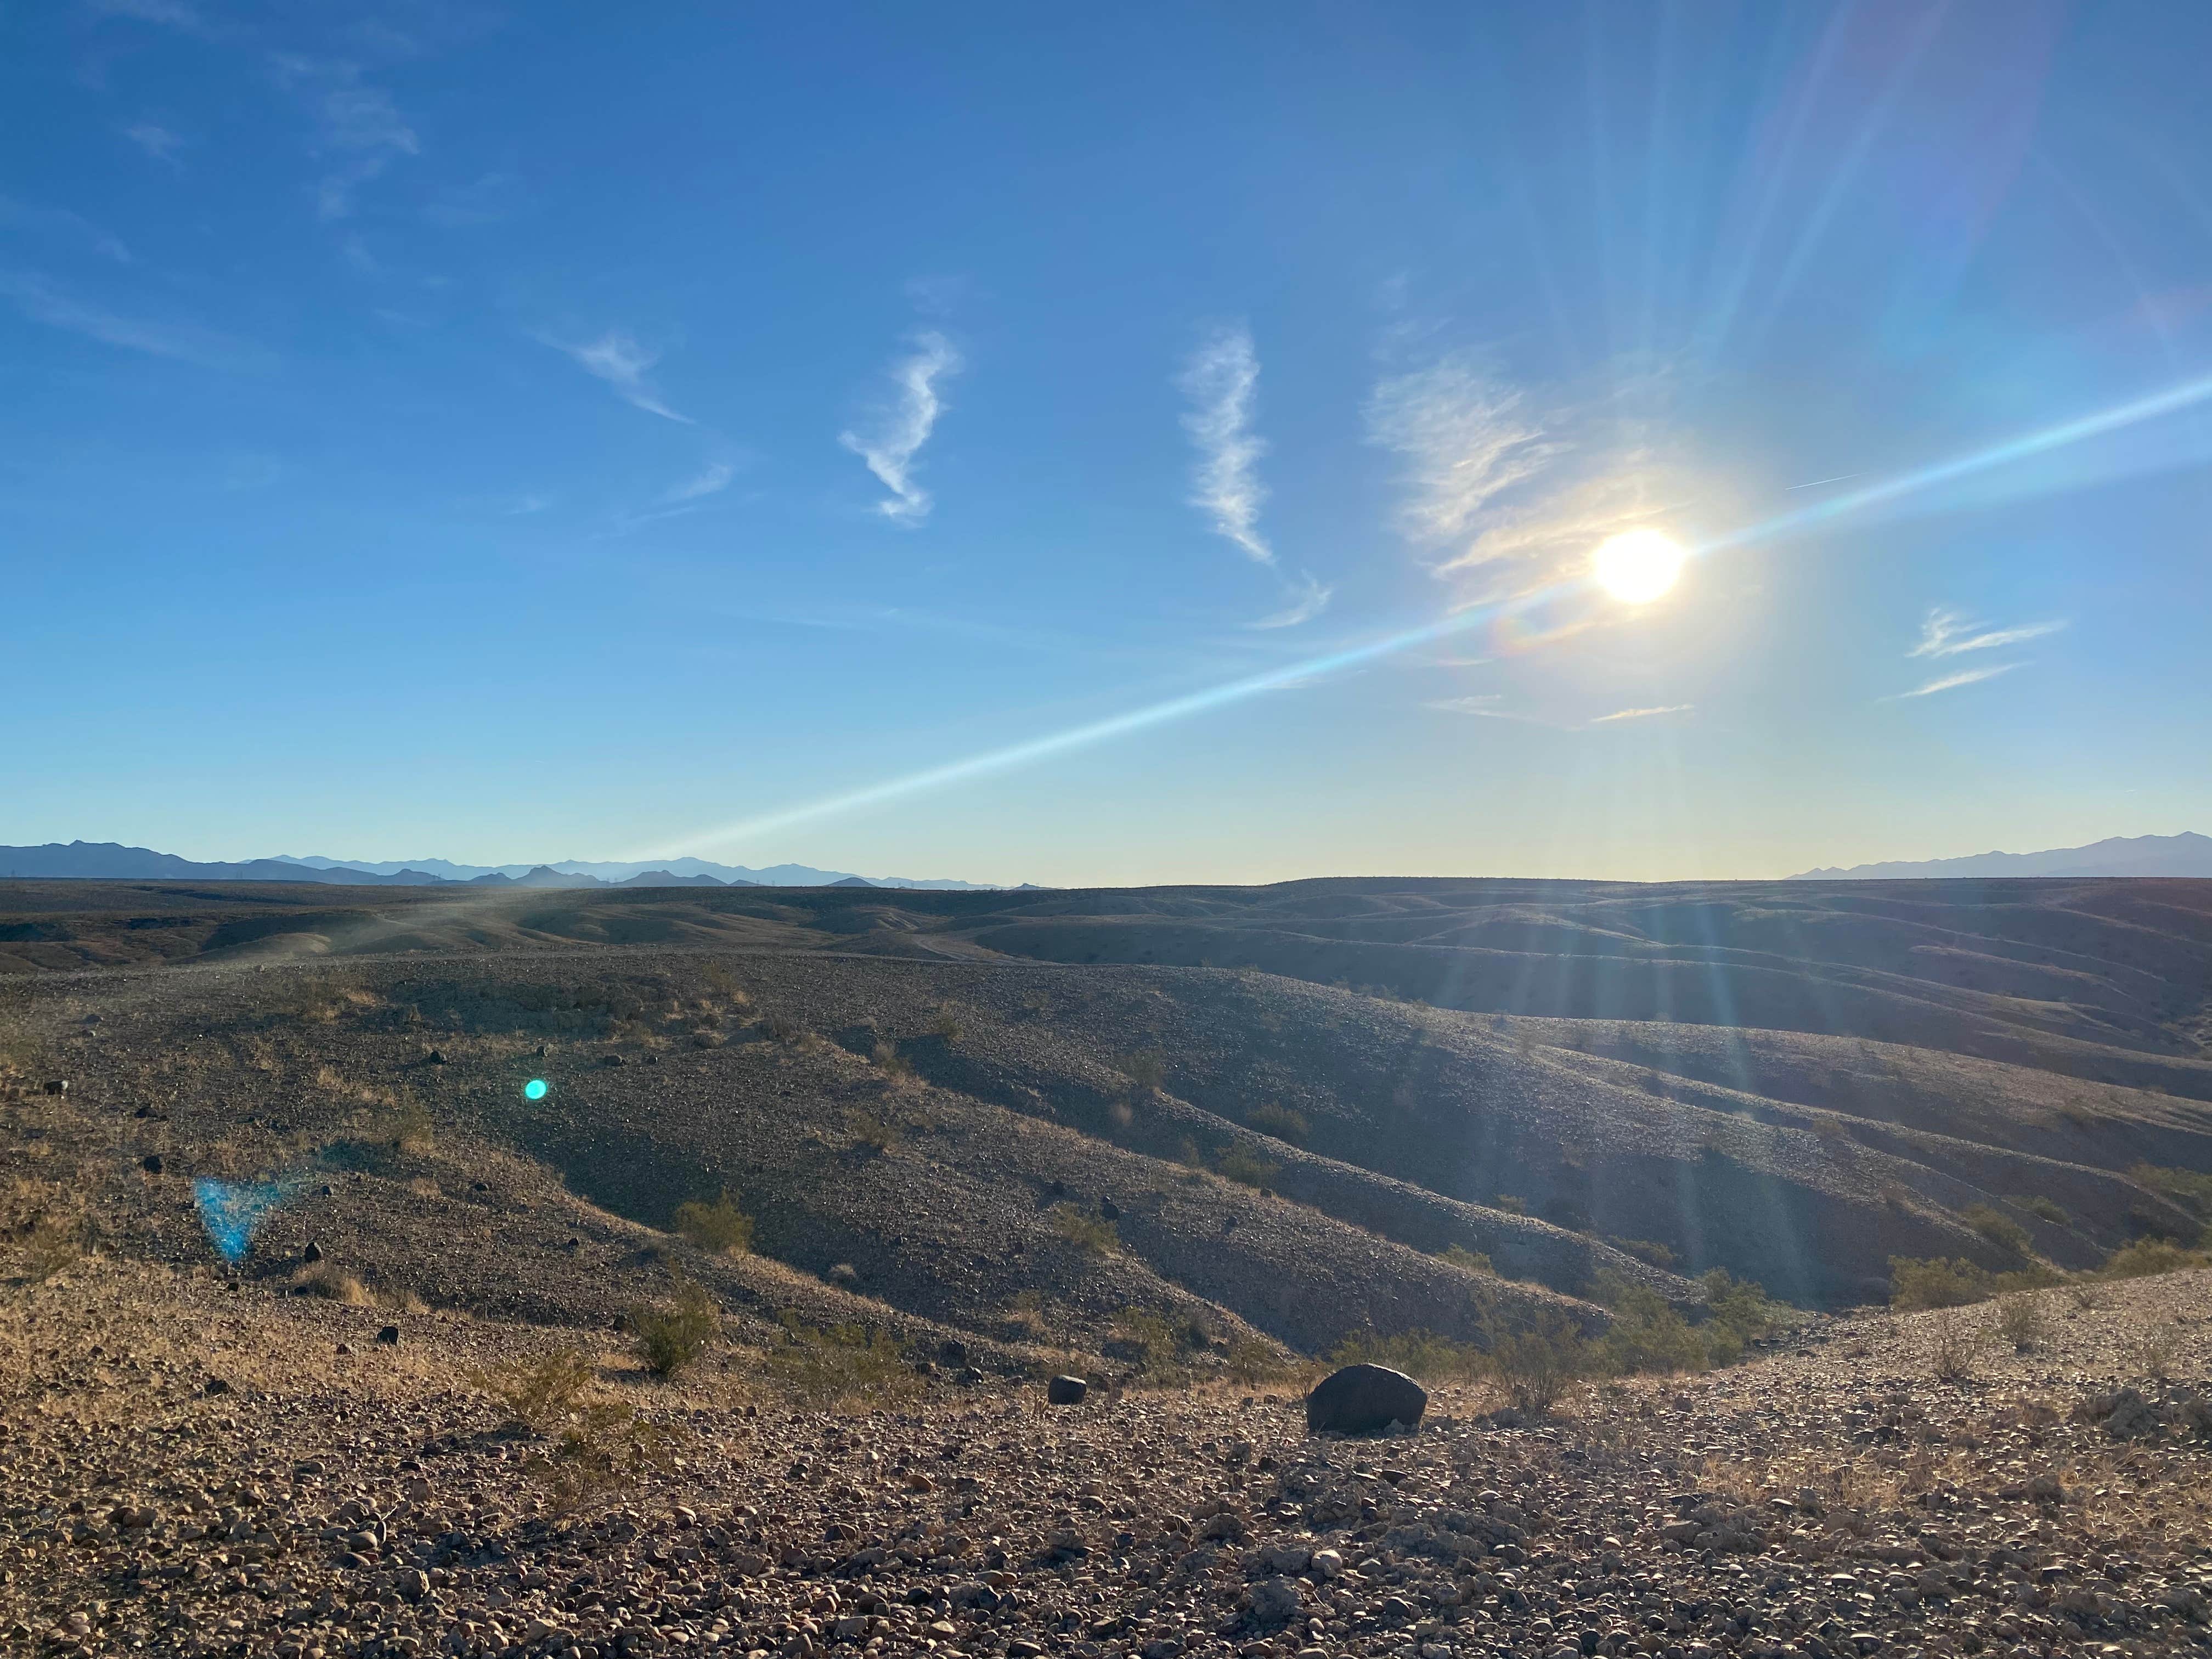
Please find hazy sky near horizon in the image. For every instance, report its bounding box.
[6,2,2211,886]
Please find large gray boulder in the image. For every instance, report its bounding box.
[1306,1362,1426,1435]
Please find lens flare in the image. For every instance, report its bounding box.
[524,1077,549,1101]
[193,1177,285,1265]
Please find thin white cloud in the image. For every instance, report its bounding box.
[840,331,960,525]
[270,57,419,221]
[503,494,552,516]
[1423,695,1555,725]
[540,329,692,424]
[122,122,185,166]
[0,196,131,263]
[1589,703,1694,724]
[86,0,201,25]
[0,268,266,370]
[1178,324,1273,565]
[1886,662,2023,700]
[1248,572,1333,630]
[1909,606,2067,658]
[1366,354,1554,550]
[664,460,735,504]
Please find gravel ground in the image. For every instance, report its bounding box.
[4,1259,2210,1659]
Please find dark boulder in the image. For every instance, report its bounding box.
[302,1240,323,1263]
[140,1154,164,1174]
[1306,1363,1427,1435]
[376,1325,401,1346]
[1047,1374,1088,1406]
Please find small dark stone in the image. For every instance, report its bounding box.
[603,1053,626,1068]
[204,1377,232,1395]
[958,1366,984,1385]
[140,1154,164,1175]
[425,1049,447,1065]
[1046,1179,1067,1198]
[939,1339,969,1365]
[1099,1197,1121,1221]
[302,1241,323,1263]
[317,1183,335,1197]
[376,1325,401,1346]
[42,1080,67,1096]
[1305,1363,1427,1436]
[470,1180,490,1192]
[1047,1375,1088,1406]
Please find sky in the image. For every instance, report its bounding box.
[5,2,2211,887]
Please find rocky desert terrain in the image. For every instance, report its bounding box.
[1,875,2209,1657]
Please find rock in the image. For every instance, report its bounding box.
[1099,1197,1121,1221]
[426,1049,447,1065]
[1310,1548,1344,1579]
[396,1568,429,1602]
[1048,1375,1088,1405]
[204,1378,231,1395]
[1249,1577,1302,1623]
[43,1080,67,1096]
[2095,1387,2164,1439]
[302,1241,323,1263]
[939,1339,968,1365]
[140,1154,163,1174]
[1305,1363,1427,1435]
[376,1325,400,1346]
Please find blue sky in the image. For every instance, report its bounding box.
[5,2,2210,885]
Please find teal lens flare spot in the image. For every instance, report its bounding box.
[524,1078,549,1102]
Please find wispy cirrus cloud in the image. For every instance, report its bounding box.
[1909,606,2067,658]
[86,0,202,26]
[1249,572,1333,630]
[539,329,691,424]
[841,331,960,525]
[1365,350,1689,604]
[663,459,735,504]
[0,196,131,263]
[0,268,266,370]
[1178,324,1272,565]
[1886,662,2023,700]
[1589,703,1694,724]
[270,56,419,221]
[121,122,186,166]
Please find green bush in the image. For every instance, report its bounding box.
[1246,1103,1311,1145]
[1492,1194,1526,1216]
[629,1278,719,1379]
[473,1348,598,1430]
[1438,1243,1494,1274]
[1592,1277,1706,1375]
[2022,1195,2069,1226]
[2101,1237,2209,1279]
[1961,1203,2033,1257]
[1326,1327,1487,1382]
[1701,1268,1785,1349]
[672,1189,754,1255]
[765,1312,917,1407]
[1118,1050,1165,1094]
[1489,1316,1591,1414]
[1610,1237,1675,1269]
[1890,1256,1994,1310]
[1214,1144,1280,1189]
[871,1040,912,1080]
[1048,1202,1118,1255]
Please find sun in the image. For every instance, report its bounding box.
[1592,528,1686,605]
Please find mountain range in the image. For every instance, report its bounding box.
[0,842,1015,891]
[1790,830,2212,881]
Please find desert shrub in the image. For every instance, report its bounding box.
[871,1039,913,1080]
[1109,1310,1183,1376]
[1327,1327,1487,1382]
[2129,1163,2212,1218]
[1225,1335,1293,1385]
[290,1263,370,1305]
[533,1403,685,1509]
[2129,1324,2183,1382]
[2022,1195,2069,1226]
[928,1005,963,1042]
[1928,1313,1983,1383]
[1118,1050,1165,1094]
[1492,1194,1526,1216]
[1961,1203,2033,1257]
[1592,1278,1706,1375]
[764,1312,917,1407]
[4,1180,83,1282]
[1173,1137,1204,1168]
[473,1348,597,1431]
[672,1189,754,1255]
[1610,1237,1675,1269]
[1048,1203,1117,1255]
[697,961,750,1006]
[1246,1103,1310,1146]
[384,1091,435,1154]
[1214,1144,1279,1189]
[760,1013,808,1046]
[1701,1268,1786,1351]
[847,1108,901,1154]
[1438,1244,1494,1275]
[1995,1292,2051,1353]
[629,1277,719,1379]
[1890,1256,1994,1310]
[1490,1316,1591,1414]
[2100,1237,2209,1279]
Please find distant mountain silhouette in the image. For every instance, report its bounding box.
[269,852,1000,889]
[830,875,877,888]
[1792,831,2212,880]
[0,841,440,885]
[614,871,740,888]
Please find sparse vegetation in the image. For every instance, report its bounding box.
[1890,1256,1993,1310]
[628,1277,719,1379]
[1118,1049,1165,1094]
[1048,1202,1118,1255]
[928,1005,963,1042]
[1212,1143,1279,1189]
[2100,1236,2208,1279]
[847,1107,901,1154]
[1245,1102,1310,1145]
[1326,1326,1488,1383]
[2129,1161,2212,1221]
[1609,1236,1675,1269]
[472,1348,599,1431]
[2129,1323,2182,1381]
[1492,1194,1526,1215]
[760,1012,808,1046]
[872,1039,913,1080]
[289,1262,370,1304]
[763,1312,918,1407]
[387,1092,435,1154]
[1961,1202,2033,1256]
[672,1189,754,1255]
[3,1180,83,1282]
[2022,1195,2069,1226]
[1437,1243,1493,1274]
[1489,1315,1591,1414]
[1928,1312,1983,1382]
[1995,1291,2051,1353]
